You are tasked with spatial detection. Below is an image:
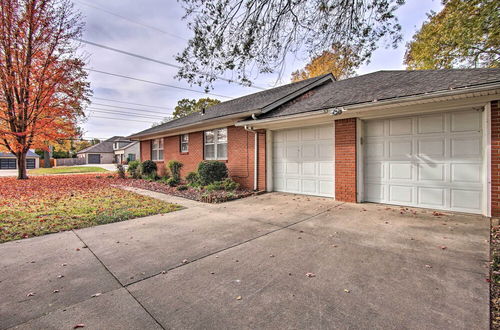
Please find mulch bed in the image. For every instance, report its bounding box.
[111,177,258,203]
[491,222,500,328]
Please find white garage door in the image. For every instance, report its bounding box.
[273,125,334,197]
[364,109,484,214]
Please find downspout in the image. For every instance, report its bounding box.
[244,125,258,191]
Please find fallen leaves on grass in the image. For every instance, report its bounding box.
[0,175,180,242]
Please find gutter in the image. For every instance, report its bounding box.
[243,125,258,191]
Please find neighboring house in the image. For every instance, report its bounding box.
[129,68,500,217]
[0,150,39,170]
[77,136,139,164]
[114,141,140,164]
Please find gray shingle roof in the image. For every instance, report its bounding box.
[77,141,114,154]
[129,74,332,138]
[0,150,39,158]
[106,136,130,142]
[259,68,500,119]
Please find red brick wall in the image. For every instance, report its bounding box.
[335,118,357,203]
[140,126,266,191]
[492,100,500,216]
[140,140,151,161]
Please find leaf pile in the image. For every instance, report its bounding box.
[0,175,179,242]
[491,224,500,328]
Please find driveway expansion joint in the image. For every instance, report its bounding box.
[71,230,166,330]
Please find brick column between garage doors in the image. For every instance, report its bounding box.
[335,118,357,203]
[491,100,500,216]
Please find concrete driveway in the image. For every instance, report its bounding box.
[0,191,489,329]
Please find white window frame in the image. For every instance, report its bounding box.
[204,128,227,160]
[151,138,164,161]
[180,134,189,153]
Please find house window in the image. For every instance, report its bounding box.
[128,153,136,162]
[151,138,163,161]
[204,128,227,160]
[180,134,189,153]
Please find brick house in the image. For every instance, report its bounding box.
[130,69,500,216]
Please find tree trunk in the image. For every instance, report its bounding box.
[17,152,28,180]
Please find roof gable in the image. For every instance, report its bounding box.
[129,73,334,139]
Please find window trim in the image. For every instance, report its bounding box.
[151,138,164,161]
[204,128,228,160]
[180,134,189,153]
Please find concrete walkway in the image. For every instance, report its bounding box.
[0,191,490,329]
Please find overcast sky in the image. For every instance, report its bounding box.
[74,0,443,140]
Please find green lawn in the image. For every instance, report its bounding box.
[29,166,109,175]
[0,175,180,242]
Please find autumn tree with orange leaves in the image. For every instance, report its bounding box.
[291,44,361,82]
[0,0,91,179]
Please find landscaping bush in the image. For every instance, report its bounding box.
[197,161,228,185]
[185,171,199,186]
[116,164,126,179]
[166,177,179,187]
[205,181,224,192]
[127,160,141,179]
[168,160,183,181]
[143,171,158,181]
[140,160,157,176]
[221,178,239,191]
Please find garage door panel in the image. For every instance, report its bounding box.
[418,163,445,182]
[285,178,300,192]
[301,127,316,141]
[389,185,413,204]
[366,142,384,159]
[366,120,384,137]
[389,163,412,180]
[451,189,481,211]
[364,109,483,214]
[418,114,445,134]
[301,143,317,158]
[302,179,316,193]
[451,111,481,132]
[319,162,334,177]
[286,130,299,142]
[389,118,413,136]
[418,138,445,158]
[285,162,299,175]
[302,162,317,176]
[273,124,334,198]
[451,163,481,183]
[365,183,384,201]
[418,187,446,207]
[451,137,481,158]
[389,140,412,158]
[366,162,384,180]
[319,180,334,195]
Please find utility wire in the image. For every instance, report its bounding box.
[85,68,232,99]
[90,102,171,115]
[91,96,172,110]
[86,108,167,119]
[89,115,156,124]
[77,39,267,91]
[74,0,188,41]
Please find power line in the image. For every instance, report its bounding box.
[86,108,167,119]
[85,68,232,99]
[90,102,171,115]
[77,38,267,91]
[89,115,157,124]
[74,0,188,41]
[91,96,172,110]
